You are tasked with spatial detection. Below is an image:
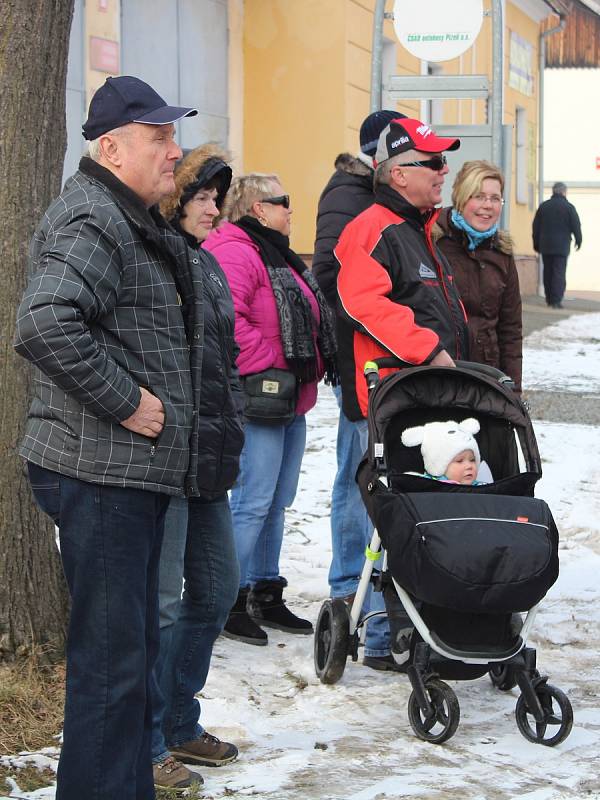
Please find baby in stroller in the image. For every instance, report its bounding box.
[401,417,489,486]
[314,361,573,747]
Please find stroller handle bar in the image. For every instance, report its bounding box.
[363,358,515,390]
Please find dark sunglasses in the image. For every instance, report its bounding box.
[400,154,447,171]
[261,194,290,209]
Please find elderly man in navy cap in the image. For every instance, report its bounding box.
[14,76,201,799]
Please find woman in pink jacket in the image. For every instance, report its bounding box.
[204,173,337,646]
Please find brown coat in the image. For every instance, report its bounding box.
[433,207,522,391]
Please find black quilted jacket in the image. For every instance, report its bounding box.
[15,157,243,498]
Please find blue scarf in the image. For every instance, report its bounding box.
[451,209,497,251]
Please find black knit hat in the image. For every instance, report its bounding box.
[179,158,233,211]
[359,110,405,156]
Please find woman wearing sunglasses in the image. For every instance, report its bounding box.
[433,160,522,391]
[204,173,337,645]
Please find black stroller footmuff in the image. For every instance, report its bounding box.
[371,489,559,614]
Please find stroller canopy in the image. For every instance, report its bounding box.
[364,365,541,482]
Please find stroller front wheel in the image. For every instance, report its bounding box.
[408,678,460,744]
[314,598,350,685]
[515,683,573,746]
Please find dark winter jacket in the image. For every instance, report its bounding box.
[15,157,242,498]
[312,154,375,309]
[161,144,245,498]
[187,244,245,498]
[532,193,582,256]
[433,207,522,391]
[335,190,468,420]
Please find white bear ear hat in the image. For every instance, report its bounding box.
[401,418,481,478]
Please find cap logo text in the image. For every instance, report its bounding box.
[416,124,432,138]
[391,136,409,148]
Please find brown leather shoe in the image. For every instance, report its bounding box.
[153,755,203,794]
[170,731,239,767]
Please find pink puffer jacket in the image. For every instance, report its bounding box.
[203,222,323,416]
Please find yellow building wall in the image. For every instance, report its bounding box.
[243,0,346,253]
[228,0,245,173]
[242,0,543,256]
[503,2,540,255]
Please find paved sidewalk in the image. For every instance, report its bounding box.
[522,291,600,426]
[521,291,600,337]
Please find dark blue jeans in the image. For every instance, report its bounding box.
[151,493,239,758]
[542,253,568,305]
[27,462,169,800]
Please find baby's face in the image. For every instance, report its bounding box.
[445,449,477,484]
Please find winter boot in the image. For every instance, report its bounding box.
[247,577,313,634]
[222,587,268,646]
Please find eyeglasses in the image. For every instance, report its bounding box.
[261,195,290,209]
[399,154,447,171]
[471,193,505,206]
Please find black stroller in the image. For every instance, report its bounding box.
[314,360,573,746]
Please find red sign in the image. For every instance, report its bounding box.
[596,157,600,170]
[89,37,119,74]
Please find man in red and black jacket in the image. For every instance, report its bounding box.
[335,117,469,421]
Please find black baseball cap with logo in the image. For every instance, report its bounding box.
[374,117,460,166]
[82,76,197,140]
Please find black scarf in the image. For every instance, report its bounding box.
[234,216,338,385]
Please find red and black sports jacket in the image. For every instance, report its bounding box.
[335,191,468,421]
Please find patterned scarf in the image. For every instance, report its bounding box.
[451,209,497,251]
[234,216,338,385]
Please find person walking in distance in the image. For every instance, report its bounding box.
[14,76,200,800]
[532,181,582,309]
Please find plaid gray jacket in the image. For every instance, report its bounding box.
[15,158,207,496]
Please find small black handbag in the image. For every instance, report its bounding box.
[242,368,297,425]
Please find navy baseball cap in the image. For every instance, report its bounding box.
[82,76,197,140]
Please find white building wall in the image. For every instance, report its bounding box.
[544,68,600,292]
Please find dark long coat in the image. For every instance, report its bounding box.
[433,207,523,391]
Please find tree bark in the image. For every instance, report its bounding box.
[0,0,74,662]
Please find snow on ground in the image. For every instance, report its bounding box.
[3,315,600,800]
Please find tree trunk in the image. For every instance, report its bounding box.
[0,0,75,662]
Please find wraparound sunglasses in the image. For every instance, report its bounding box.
[261,194,290,208]
[400,154,447,171]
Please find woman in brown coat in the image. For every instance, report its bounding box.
[434,160,522,390]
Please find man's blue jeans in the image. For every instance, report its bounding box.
[27,462,169,800]
[230,415,306,587]
[328,387,390,657]
[151,493,239,759]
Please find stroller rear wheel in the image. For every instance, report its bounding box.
[489,663,518,692]
[408,678,460,744]
[515,683,573,746]
[314,598,349,685]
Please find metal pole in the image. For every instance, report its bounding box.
[370,0,387,112]
[537,15,566,292]
[490,0,503,168]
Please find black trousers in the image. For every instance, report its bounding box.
[541,253,568,306]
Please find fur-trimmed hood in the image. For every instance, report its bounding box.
[160,142,232,222]
[432,206,513,255]
[333,152,373,178]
